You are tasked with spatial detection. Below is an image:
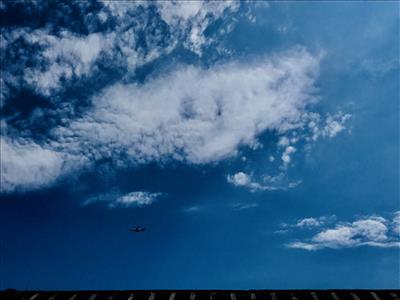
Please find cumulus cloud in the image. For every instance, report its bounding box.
[285,213,400,250]
[281,145,296,169]
[84,191,163,208]
[227,171,300,192]
[227,172,264,191]
[306,111,352,141]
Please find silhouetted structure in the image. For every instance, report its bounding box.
[1,289,399,300]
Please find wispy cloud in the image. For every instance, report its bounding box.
[84,191,163,208]
[182,205,202,213]
[231,202,259,210]
[284,212,400,250]
[1,1,242,104]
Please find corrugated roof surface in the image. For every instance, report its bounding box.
[1,290,399,300]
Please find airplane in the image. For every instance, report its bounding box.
[129,226,146,232]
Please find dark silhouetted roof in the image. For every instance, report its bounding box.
[1,289,399,300]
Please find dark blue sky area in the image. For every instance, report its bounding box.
[0,1,399,290]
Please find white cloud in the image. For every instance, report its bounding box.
[286,214,400,250]
[227,172,264,191]
[54,47,320,163]
[2,1,240,101]
[296,217,324,228]
[322,112,352,138]
[278,215,335,232]
[84,191,162,208]
[307,111,351,141]
[227,171,300,192]
[0,137,65,192]
[2,47,321,192]
[23,31,106,95]
[101,0,240,58]
[155,0,240,55]
[392,211,400,235]
[281,145,296,169]
[110,191,162,208]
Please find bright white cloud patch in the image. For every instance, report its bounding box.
[227,172,262,191]
[227,171,300,192]
[24,31,105,95]
[281,145,296,169]
[0,137,64,192]
[296,217,325,228]
[285,213,400,250]
[110,191,162,208]
[307,111,352,141]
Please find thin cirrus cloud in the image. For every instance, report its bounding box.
[284,212,400,250]
[83,191,163,209]
[1,47,322,193]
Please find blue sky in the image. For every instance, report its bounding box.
[0,1,399,290]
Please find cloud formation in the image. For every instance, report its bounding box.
[56,47,320,163]
[0,2,353,195]
[110,191,162,208]
[1,46,322,193]
[285,213,400,250]
[227,171,300,192]
[227,172,265,192]
[84,191,163,208]
[295,217,326,228]
[0,137,65,192]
